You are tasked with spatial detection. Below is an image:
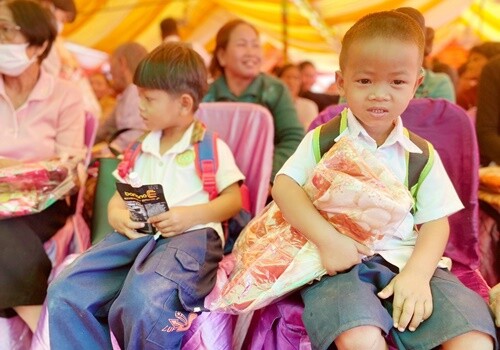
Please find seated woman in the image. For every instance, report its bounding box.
[0,0,85,335]
[203,19,305,181]
[276,63,319,131]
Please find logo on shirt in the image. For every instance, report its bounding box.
[175,149,195,167]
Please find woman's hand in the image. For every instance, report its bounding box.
[0,158,22,168]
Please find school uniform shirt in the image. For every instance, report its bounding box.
[203,73,305,179]
[277,108,464,271]
[132,122,245,242]
[0,69,85,162]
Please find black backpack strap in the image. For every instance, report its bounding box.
[313,108,348,162]
[405,130,434,201]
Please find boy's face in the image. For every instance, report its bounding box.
[336,37,423,141]
[137,88,189,131]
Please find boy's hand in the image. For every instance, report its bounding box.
[318,233,373,275]
[108,208,147,240]
[377,270,433,332]
[148,206,194,238]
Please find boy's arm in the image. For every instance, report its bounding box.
[149,182,242,237]
[272,174,372,275]
[378,217,449,332]
[107,191,147,239]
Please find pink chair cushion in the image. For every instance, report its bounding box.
[196,102,274,216]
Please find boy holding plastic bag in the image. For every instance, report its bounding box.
[272,11,497,350]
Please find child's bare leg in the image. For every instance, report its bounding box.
[335,325,388,350]
[14,304,42,333]
[441,331,493,350]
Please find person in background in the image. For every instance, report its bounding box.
[94,42,148,154]
[395,7,456,103]
[48,41,244,350]
[457,42,500,111]
[276,63,318,130]
[273,10,496,350]
[204,19,304,181]
[430,58,459,92]
[298,60,339,112]
[88,71,116,122]
[160,16,211,68]
[0,0,84,335]
[40,0,76,76]
[476,55,500,166]
[40,0,102,120]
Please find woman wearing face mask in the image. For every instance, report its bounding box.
[0,0,84,335]
[204,19,305,183]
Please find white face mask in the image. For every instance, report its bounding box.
[0,43,36,76]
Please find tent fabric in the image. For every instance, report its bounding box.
[63,0,500,72]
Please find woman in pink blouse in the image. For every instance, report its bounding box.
[0,0,84,334]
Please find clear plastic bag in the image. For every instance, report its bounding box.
[0,158,81,219]
[206,137,413,313]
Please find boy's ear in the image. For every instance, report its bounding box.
[335,70,345,96]
[413,69,425,94]
[179,93,194,115]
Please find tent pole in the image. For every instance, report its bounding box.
[282,0,288,63]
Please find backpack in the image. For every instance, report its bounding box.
[117,123,251,254]
[312,108,435,213]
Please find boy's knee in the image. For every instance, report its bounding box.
[335,325,385,350]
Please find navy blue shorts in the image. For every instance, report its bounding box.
[300,255,498,350]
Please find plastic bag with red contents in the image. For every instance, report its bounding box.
[205,136,413,314]
[0,158,81,219]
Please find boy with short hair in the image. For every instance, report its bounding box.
[48,42,244,349]
[272,11,497,350]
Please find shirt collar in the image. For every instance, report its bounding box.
[0,69,54,102]
[338,108,422,153]
[212,73,263,100]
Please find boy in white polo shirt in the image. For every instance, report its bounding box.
[272,11,497,350]
[48,42,244,349]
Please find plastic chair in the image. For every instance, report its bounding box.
[244,98,490,350]
[0,112,98,350]
[196,101,275,217]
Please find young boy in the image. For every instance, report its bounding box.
[272,11,497,350]
[48,42,244,349]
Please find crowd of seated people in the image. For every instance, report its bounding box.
[1,0,499,348]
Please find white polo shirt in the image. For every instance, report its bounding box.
[277,108,464,270]
[131,122,245,241]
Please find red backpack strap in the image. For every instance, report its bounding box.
[194,130,219,200]
[117,137,144,179]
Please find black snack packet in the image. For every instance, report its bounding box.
[116,183,169,234]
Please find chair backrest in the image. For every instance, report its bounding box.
[308,99,480,269]
[196,102,274,217]
[84,112,98,167]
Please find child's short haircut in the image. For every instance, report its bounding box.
[134,42,208,111]
[339,11,425,71]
